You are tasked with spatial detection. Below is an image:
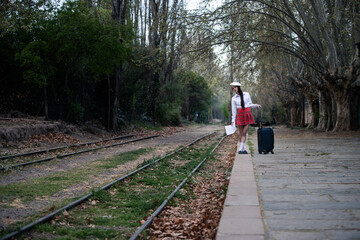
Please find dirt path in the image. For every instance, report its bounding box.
[0,124,224,230]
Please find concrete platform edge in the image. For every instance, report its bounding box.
[216,145,265,240]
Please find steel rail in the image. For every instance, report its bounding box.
[0,134,135,161]
[129,134,227,240]
[0,135,157,171]
[0,131,216,240]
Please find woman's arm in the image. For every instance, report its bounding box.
[231,97,237,124]
[246,93,261,108]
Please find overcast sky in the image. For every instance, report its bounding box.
[185,0,222,11]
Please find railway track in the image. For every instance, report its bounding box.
[0,134,135,161]
[0,131,225,240]
[0,134,159,171]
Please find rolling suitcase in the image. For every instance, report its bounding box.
[257,110,274,154]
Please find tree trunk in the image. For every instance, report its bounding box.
[332,88,351,131]
[300,97,305,127]
[111,0,127,131]
[112,67,122,131]
[317,90,330,131]
[312,100,319,128]
[350,89,360,130]
[185,95,189,121]
[290,105,297,127]
[142,0,147,46]
[130,94,136,123]
[305,93,319,129]
[160,0,169,83]
[107,76,111,131]
[283,107,289,125]
[328,98,336,131]
[43,85,49,120]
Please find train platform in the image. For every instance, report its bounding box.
[216,127,360,240]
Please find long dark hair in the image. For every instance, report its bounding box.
[236,86,245,109]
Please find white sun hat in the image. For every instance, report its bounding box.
[230,82,241,86]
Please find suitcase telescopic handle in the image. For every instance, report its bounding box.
[258,108,262,129]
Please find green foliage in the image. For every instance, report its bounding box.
[18,40,56,88]
[0,0,217,128]
[68,101,85,123]
[177,70,213,123]
[221,102,229,121]
[159,102,181,125]
[93,190,112,202]
[0,0,134,122]
[157,81,182,125]
[54,1,128,80]
[118,46,157,123]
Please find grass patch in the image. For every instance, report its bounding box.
[96,148,151,170]
[247,127,256,156]
[0,148,153,202]
[247,140,254,157]
[23,138,219,239]
[248,126,256,135]
[35,223,122,239]
[0,196,80,237]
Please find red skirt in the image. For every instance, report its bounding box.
[235,108,255,126]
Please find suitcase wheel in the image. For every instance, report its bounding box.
[271,151,274,154]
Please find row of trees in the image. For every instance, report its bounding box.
[0,0,216,130]
[2,0,358,131]
[195,0,359,131]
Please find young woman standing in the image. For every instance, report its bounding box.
[230,82,261,154]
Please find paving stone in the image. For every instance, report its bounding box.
[260,194,331,202]
[227,185,258,196]
[229,180,257,189]
[348,209,360,219]
[328,194,360,202]
[231,170,255,176]
[269,231,328,240]
[217,218,264,235]
[216,234,264,240]
[250,130,360,240]
[224,194,260,206]
[230,175,256,182]
[267,219,360,231]
[217,148,264,240]
[262,201,360,210]
[221,206,262,218]
[264,209,355,220]
[220,128,360,240]
[324,230,360,240]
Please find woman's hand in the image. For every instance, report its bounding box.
[257,104,262,108]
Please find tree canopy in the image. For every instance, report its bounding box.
[0,0,359,131]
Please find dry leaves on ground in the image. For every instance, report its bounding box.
[29,132,80,144]
[147,135,236,240]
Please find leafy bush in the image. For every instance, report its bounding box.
[158,102,181,125]
[221,102,229,121]
[157,81,182,125]
[68,101,84,123]
[176,70,212,123]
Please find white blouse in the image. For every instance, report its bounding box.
[231,92,258,123]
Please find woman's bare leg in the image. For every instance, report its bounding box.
[237,125,249,153]
[238,125,244,142]
[240,125,249,143]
